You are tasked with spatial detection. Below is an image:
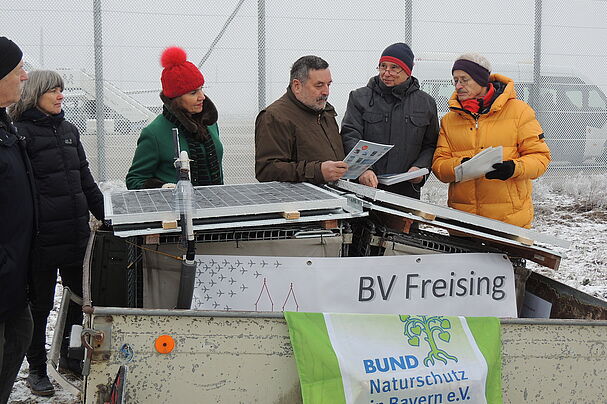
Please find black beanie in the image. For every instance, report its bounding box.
[452,56,491,88]
[379,43,414,76]
[0,37,23,80]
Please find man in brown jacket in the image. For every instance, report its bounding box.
[255,55,347,184]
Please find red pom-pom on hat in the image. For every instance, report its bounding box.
[160,46,187,68]
[160,46,204,98]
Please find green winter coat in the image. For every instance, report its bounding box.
[126,114,223,190]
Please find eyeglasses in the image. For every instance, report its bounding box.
[452,77,472,87]
[377,64,404,76]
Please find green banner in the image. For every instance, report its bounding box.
[285,312,502,404]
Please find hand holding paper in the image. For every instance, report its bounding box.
[485,160,515,180]
[454,146,503,183]
[321,160,349,182]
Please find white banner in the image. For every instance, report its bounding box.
[324,313,490,404]
[191,253,517,317]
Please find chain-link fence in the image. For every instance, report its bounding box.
[4,0,607,184]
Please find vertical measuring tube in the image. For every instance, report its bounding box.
[172,128,197,309]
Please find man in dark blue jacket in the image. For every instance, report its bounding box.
[341,43,439,199]
[0,37,34,404]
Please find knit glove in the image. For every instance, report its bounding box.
[485,160,515,180]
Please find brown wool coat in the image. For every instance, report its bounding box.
[255,87,345,184]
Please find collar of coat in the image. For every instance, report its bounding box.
[448,73,515,114]
[368,75,420,99]
[160,92,218,138]
[19,107,65,127]
[285,86,337,116]
[0,108,11,131]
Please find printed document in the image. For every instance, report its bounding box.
[342,140,393,180]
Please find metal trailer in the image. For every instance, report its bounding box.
[49,182,607,403]
[52,230,607,404]
[81,308,607,404]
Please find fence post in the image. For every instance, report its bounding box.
[93,0,107,181]
[258,0,266,111]
[532,0,543,112]
[404,0,413,45]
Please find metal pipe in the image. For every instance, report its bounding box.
[197,0,246,68]
[48,287,72,367]
[258,0,266,111]
[82,231,96,310]
[404,0,413,46]
[93,0,106,180]
[531,0,543,111]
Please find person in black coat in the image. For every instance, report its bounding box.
[341,43,439,199]
[0,37,35,404]
[9,70,104,397]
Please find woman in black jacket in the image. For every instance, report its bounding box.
[9,70,104,397]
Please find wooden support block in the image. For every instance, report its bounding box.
[162,220,178,229]
[322,219,338,229]
[383,202,436,221]
[374,211,416,234]
[145,234,160,245]
[512,235,534,246]
[410,210,436,221]
[281,211,300,220]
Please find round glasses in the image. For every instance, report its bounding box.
[452,77,472,87]
[377,64,404,76]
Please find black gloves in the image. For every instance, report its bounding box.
[485,160,515,180]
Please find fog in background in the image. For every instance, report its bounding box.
[4,0,606,114]
[2,0,607,181]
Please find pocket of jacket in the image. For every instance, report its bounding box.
[410,113,430,127]
[362,112,384,124]
[506,180,525,211]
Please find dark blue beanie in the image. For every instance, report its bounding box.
[379,43,414,75]
[0,37,23,80]
[452,56,491,87]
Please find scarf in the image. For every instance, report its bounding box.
[460,83,495,114]
[160,94,222,186]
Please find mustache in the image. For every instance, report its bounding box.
[316,95,328,102]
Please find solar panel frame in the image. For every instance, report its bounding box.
[105,182,348,226]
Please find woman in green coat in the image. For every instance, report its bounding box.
[126,46,223,189]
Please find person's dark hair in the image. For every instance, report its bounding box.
[289,55,329,85]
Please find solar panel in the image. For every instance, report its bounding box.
[105,182,348,225]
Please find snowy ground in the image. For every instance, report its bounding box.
[8,175,606,403]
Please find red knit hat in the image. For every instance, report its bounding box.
[160,47,204,98]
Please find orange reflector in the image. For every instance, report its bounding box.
[155,334,175,354]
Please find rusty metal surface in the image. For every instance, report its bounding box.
[501,322,607,403]
[84,313,607,403]
[85,314,301,403]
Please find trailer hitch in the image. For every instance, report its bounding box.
[70,325,105,377]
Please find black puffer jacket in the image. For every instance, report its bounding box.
[0,108,35,321]
[341,76,439,197]
[15,108,104,271]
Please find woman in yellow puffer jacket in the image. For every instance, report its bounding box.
[432,53,551,228]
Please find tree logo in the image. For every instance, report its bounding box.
[400,315,458,367]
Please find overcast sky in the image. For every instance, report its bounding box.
[3,0,607,117]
